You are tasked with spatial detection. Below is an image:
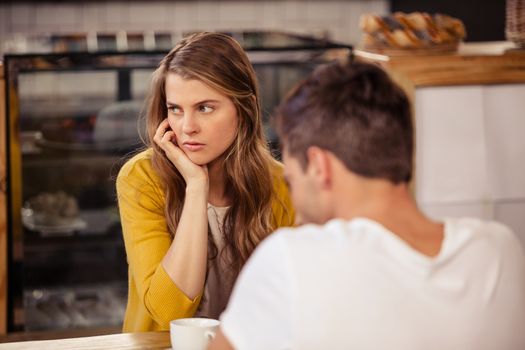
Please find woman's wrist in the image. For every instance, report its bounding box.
[185,181,209,198]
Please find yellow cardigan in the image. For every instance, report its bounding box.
[116,149,294,332]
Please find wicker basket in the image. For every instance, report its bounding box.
[506,0,525,48]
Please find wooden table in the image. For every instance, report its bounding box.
[0,332,171,349]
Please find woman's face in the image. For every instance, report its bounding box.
[164,73,239,166]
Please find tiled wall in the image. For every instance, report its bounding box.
[0,0,388,55]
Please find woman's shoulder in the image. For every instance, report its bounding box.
[268,158,287,191]
[268,157,285,178]
[117,148,158,183]
[116,148,166,206]
[267,158,295,226]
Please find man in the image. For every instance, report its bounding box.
[208,60,525,349]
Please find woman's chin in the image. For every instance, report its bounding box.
[185,154,209,166]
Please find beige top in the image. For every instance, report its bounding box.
[194,204,234,319]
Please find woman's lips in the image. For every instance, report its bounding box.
[182,142,205,152]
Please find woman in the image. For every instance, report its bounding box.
[116,32,294,332]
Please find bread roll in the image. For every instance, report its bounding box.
[359,11,466,49]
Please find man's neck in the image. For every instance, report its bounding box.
[333,177,444,257]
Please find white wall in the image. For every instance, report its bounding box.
[415,84,525,246]
[0,0,388,55]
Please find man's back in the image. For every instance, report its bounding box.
[210,61,525,350]
[220,217,525,350]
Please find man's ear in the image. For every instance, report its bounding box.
[306,146,332,189]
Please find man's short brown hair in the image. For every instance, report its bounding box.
[275,59,413,184]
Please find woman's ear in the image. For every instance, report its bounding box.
[306,146,332,190]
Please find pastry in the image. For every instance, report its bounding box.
[360,12,466,50]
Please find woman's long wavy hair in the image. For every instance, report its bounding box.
[145,32,276,275]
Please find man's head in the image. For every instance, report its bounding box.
[275,60,413,224]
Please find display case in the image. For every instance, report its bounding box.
[3,31,351,332]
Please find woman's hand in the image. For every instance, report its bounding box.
[153,119,209,191]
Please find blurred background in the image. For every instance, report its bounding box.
[0,0,523,343]
[0,0,506,56]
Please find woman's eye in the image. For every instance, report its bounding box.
[199,105,214,113]
[168,106,182,115]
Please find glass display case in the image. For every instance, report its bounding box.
[4,31,351,332]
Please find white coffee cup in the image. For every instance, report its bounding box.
[170,317,220,350]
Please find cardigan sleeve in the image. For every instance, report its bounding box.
[116,152,202,327]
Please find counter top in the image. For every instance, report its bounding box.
[0,332,171,350]
[355,41,525,86]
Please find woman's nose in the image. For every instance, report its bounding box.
[182,113,200,134]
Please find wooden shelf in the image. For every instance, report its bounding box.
[355,41,525,87]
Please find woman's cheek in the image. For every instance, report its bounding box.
[167,121,181,146]
[166,117,176,131]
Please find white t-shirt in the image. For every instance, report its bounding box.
[220,217,525,350]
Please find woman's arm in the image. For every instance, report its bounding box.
[161,183,208,299]
[117,157,203,327]
[154,119,210,299]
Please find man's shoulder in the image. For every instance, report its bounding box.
[268,219,357,249]
[446,217,525,261]
[447,217,519,243]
